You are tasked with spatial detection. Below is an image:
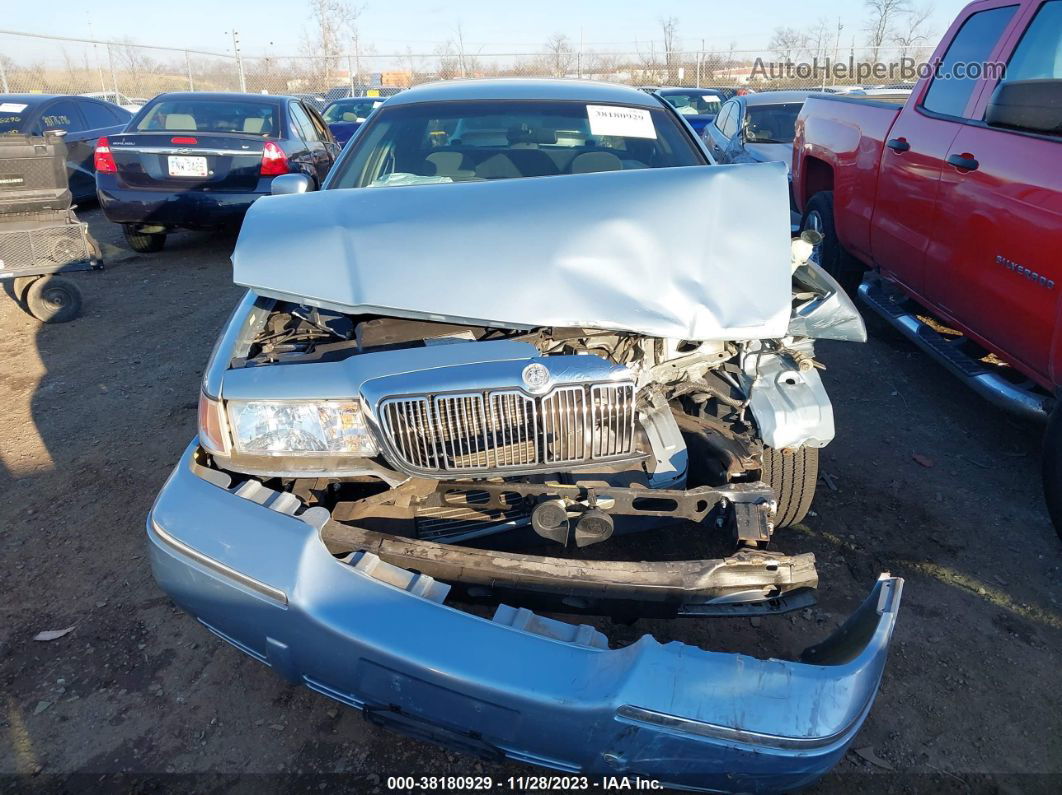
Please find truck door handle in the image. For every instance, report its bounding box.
[946,153,979,171]
[886,138,910,153]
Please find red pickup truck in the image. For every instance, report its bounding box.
[791,0,1062,535]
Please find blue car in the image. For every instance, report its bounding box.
[95,92,340,252]
[655,87,726,135]
[321,96,385,145]
[0,93,132,201]
[148,79,900,792]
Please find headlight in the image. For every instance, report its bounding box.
[226,399,378,456]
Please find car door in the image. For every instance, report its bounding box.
[926,0,1062,385]
[869,1,1021,295]
[703,100,736,160]
[289,101,330,184]
[36,99,93,199]
[303,102,341,165]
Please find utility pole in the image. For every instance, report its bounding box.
[0,58,8,94]
[230,29,247,93]
[186,51,194,90]
[697,38,704,87]
[107,43,118,97]
[578,27,583,79]
[86,15,106,92]
[353,32,361,93]
[832,19,843,87]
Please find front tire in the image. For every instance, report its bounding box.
[800,191,864,297]
[122,225,166,253]
[1041,407,1062,541]
[25,276,82,323]
[762,446,819,528]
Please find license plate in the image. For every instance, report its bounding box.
[167,155,208,177]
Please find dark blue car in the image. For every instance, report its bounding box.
[321,96,385,146]
[654,87,726,135]
[0,94,132,201]
[95,92,340,252]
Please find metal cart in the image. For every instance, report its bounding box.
[0,132,102,323]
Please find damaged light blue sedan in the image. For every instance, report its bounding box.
[148,79,901,793]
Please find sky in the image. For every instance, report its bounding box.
[1,0,973,59]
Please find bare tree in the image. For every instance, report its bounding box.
[301,0,364,88]
[769,26,807,63]
[865,0,910,63]
[893,4,935,62]
[543,33,575,78]
[660,16,679,83]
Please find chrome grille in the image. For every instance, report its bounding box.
[379,382,636,474]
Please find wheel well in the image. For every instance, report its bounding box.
[802,157,834,207]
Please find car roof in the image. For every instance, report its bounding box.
[656,87,725,95]
[741,90,819,106]
[385,79,660,108]
[149,92,292,105]
[0,94,85,107]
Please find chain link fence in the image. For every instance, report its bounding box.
[1,30,937,107]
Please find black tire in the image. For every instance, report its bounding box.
[122,225,166,253]
[12,275,37,304]
[1042,407,1062,541]
[25,276,82,323]
[762,446,819,528]
[800,191,864,297]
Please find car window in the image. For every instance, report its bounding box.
[323,99,383,123]
[40,100,87,133]
[1005,0,1062,80]
[744,103,804,144]
[720,103,741,138]
[328,99,705,189]
[289,102,319,142]
[661,93,723,116]
[922,5,1019,118]
[135,99,278,135]
[81,100,124,129]
[303,104,331,140]
[713,101,734,134]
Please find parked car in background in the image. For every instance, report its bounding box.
[148,78,901,793]
[703,90,815,179]
[95,92,340,252]
[792,0,1062,536]
[655,87,726,134]
[0,94,132,201]
[80,91,148,113]
[322,96,384,145]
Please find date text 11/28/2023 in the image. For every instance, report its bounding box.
[385,776,663,790]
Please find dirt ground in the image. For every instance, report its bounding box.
[1,208,1060,793]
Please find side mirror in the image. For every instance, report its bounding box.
[986,79,1062,135]
[270,173,312,195]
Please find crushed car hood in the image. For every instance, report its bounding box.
[233,163,794,341]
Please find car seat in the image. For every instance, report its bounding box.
[164,114,197,131]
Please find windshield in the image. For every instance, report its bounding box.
[135,100,279,135]
[661,93,723,116]
[323,99,383,123]
[329,99,704,188]
[744,103,804,144]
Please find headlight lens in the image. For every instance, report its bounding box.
[227,399,377,456]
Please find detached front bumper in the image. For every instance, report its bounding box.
[148,442,903,793]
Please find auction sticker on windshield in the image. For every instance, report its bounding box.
[0,103,27,113]
[586,105,657,139]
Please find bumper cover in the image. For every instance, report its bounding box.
[148,442,902,792]
[97,179,265,229]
